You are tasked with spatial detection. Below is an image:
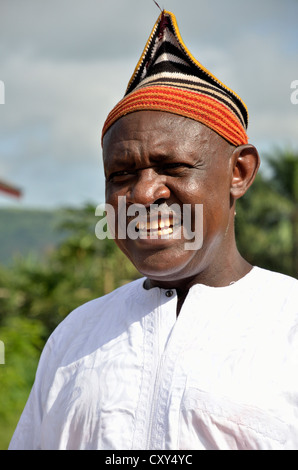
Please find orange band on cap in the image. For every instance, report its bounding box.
[102,85,248,146]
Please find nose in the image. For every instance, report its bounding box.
[127,168,171,206]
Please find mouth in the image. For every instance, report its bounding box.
[135,214,181,238]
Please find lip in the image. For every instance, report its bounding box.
[131,220,184,247]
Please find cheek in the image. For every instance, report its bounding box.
[105,183,118,202]
[185,176,231,236]
[105,184,128,212]
[173,177,202,204]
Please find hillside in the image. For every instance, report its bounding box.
[0,208,68,265]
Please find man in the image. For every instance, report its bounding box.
[9,10,298,450]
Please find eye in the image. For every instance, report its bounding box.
[107,170,135,183]
[162,163,191,175]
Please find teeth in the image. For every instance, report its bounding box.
[158,227,173,236]
[149,219,159,230]
[136,218,180,233]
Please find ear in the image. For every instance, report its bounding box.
[230,144,260,200]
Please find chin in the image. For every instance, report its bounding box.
[132,252,200,283]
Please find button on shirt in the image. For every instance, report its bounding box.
[9,267,298,450]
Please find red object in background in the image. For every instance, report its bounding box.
[0,180,22,198]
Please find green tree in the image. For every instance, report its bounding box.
[236,148,298,278]
[265,149,298,276]
[0,316,45,449]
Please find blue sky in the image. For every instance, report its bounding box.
[0,0,297,209]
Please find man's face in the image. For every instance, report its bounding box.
[103,111,235,287]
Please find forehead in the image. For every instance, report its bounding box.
[102,111,230,167]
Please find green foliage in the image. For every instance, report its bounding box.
[0,317,45,449]
[236,149,298,277]
[265,148,298,202]
[0,148,297,449]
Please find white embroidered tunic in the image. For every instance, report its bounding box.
[9,267,298,450]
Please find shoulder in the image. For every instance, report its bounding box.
[54,276,145,331]
[252,266,298,292]
[43,277,145,365]
[249,266,298,313]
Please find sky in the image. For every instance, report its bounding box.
[0,0,297,209]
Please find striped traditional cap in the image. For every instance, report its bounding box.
[102,10,248,146]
